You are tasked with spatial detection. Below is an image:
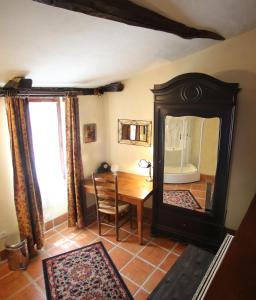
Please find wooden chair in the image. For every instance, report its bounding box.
[92,173,132,241]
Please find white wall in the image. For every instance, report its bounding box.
[104,28,256,230]
[0,100,19,250]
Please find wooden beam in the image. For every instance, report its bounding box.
[3,77,32,90]
[0,81,124,97]
[98,82,124,94]
[32,0,224,40]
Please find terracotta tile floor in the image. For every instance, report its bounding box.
[0,221,187,300]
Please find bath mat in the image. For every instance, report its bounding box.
[163,190,201,210]
[43,241,133,300]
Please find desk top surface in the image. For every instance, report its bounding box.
[84,171,153,201]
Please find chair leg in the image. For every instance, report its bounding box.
[130,204,133,229]
[115,214,119,241]
[97,211,101,236]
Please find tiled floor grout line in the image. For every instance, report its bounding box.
[67,219,174,293]
[1,261,47,300]
[131,250,170,297]
[1,250,49,299]
[85,224,156,297]
[76,221,182,294]
[45,223,123,254]
[117,239,179,274]
[4,271,32,300]
[4,269,41,300]
[0,270,13,281]
[139,244,177,294]
[120,273,152,295]
[5,282,32,300]
[118,238,161,298]
[117,238,149,271]
[106,228,134,255]
[150,238,179,254]
[23,271,47,299]
[1,221,185,299]
[118,239,180,297]
[117,237,152,297]
[120,273,141,289]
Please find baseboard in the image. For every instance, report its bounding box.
[84,204,97,226]
[0,249,7,261]
[225,228,236,236]
[44,212,68,231]
[0,213,68,262]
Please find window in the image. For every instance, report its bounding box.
[29,98,67,221]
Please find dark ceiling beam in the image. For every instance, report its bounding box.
[32,0,224,40]
[0,78,124,97]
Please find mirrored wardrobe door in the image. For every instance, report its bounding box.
[163,116,220,214]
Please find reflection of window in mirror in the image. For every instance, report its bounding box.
[163,116,220,214]
[139,125,147,142]
[118,119,152,146]
[130,125,136,140]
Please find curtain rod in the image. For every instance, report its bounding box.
[0,82,124,97]
[0,88,99,97]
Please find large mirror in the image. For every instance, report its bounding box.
[163,116,220,213]
[118,119,152,146]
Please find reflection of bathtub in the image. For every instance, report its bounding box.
[164,164,200,184]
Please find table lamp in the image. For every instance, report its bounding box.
[138,159,153,182]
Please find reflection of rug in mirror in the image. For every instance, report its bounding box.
[163,190,202,210]
[43,242,132,300]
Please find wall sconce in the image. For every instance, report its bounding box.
[138,159,153,182]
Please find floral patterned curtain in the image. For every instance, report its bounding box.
[5,96,44,254]
[65,95,85,228]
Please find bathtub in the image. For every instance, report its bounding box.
[164,163,200,184]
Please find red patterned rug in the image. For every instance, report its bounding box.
[163,190,201,210]
[43,242,133,300]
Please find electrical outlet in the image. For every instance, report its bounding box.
[0,231,7,240]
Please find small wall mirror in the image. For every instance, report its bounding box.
[163,116,220,213]
[118,119,152,146]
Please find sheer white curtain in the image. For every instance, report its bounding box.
[29,100,67,221]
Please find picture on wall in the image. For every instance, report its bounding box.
[83,123,96,143]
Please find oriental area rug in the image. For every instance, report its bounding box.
[43,242,133,300]
[163,190,201,210]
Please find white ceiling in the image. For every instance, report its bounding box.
[1,0,256,87]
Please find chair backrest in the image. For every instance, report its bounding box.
[92,173,118,213]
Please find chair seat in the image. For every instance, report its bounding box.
[98,200,129,215]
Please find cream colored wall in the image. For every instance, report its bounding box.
[104,78,154,177]
[79,95,106,206]
[103,86,154,209]
[104,28,256,230]
[79,95,106,176]
[199,118,219,176]
[0,100,19,250]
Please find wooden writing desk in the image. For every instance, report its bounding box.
[83,171,153,244]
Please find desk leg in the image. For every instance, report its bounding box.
[137,202,144,245]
